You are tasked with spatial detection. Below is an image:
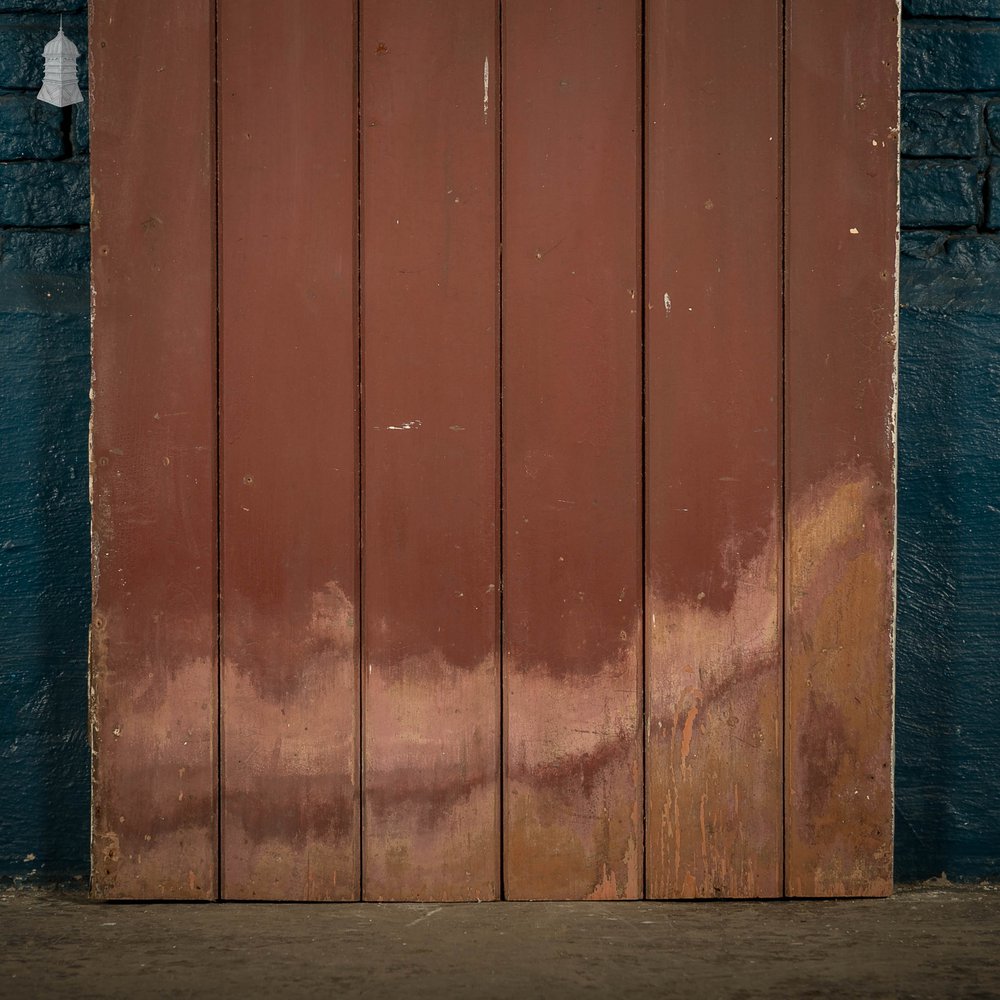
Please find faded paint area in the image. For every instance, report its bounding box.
[90,648,215,899]
[222,582,358,900]
[90,475,217,901]
[785,466,895,897]
[505,640,643,901]
[363,655,499,902]
[646,532,781,899]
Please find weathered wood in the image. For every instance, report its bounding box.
[784,0,898,897]
[360,0,501,901]
[644,0,784,900]
[218,0,360,900]
[89,1,898,902]
[90,0,218,899]
[502,0,643,901]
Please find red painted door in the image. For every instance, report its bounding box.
[90,0,898,901]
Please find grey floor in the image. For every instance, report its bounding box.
[1,883,998,999]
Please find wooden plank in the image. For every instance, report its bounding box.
[502,0,643,901]
[217,0,360,899]
[784,0,898,897]
[360,0,501,901]
[89,0,217,899]
[644,0,784,900]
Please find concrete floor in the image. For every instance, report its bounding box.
[1,884,998,999]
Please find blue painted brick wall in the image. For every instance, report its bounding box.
[899,0,1000,881]
[0,3,998,886]
[0,0,89,884]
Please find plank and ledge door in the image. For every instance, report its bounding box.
[90,0,898,901]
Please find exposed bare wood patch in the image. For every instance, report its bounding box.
[646,533,781,899]
[785,466,894,897]
[505,641,643,901]
[91,651,216,899]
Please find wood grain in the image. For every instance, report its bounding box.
[360,0,501,902]
[218,0,360,900]
[502,0,643,901]
[784,0,898,897]
[90,0,218,900]
[644,0,784,900]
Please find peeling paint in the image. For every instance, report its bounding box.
[483,57,489,124]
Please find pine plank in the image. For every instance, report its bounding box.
[218,0,361,900]
[502,0,644,900]
[90,0,218,900]
[644,0,784,899]
[360,0,502,901]
[784,0,898,897]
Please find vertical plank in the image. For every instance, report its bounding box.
[361,0,501,901]
[90,0,217,899]
[644,1,784,899]
[218,0,360,900]
[503,0,643,900]
[784,0,898,897]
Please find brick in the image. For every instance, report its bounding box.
[0,12,87,90]
[902,93,984,157]
[905,0,1000,15]
[904,23,1000,91]
[901,159,982,227]
[901,232,1000,311]
[0,93,64,160]
[70,95,87,155]
[900,230,949,260]
[0,160,88,226]
[0,269,88,315]
[0,229,88,273]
